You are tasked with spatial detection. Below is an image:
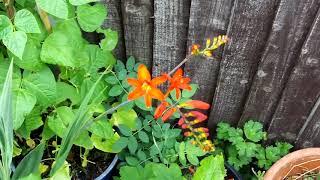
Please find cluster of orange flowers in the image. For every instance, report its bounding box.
[127,35,228,152]
[127,65,214,152]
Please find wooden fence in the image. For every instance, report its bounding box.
[101,0,320,148]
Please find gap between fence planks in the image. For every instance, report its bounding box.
[184,0,234,106]
[239,0,320,127]
[267,9,320,143]
[208,0,279,129]
[121,0,154,68]
[102,0,126,60]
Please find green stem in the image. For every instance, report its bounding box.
[168,55,192,76]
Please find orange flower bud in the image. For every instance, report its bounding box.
[181,124,189,129]
[154,101,169,119]
[194,127,209,133]
[191,44,200,55]
[162,107,176,122]
[178,117,185,126]
[186,111,207,121]
[182,100,210,110]
[184,132,193,137]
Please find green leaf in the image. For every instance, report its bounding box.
[36,0,69,19]
[137,149,146,161]
[126,56,135,71]
[16,106,43,139]
[55,82,81,105]
[193,155,226,180]
[40,20,86,67]
[85,44,116,75]
[91,132,120,153]
[12,143,45,180]
[105,75,118,84]
[111,109,137,129]
[0,61,13,180]
[128,136,138,154]
[77,4,107,32]
[178,142,186,166]
[117,69,127,80]
[138,131,149,143]
[244,120,266,142]
[118,124,132,136]
[69,0,100,5]
[125,156,139,166]
[0,15,13,40]
[51,161,71,180]
[13,89,36,130]
[11,38,45,71]
[89,120,114,138]
[3,31,27,59]
[97,28,118,51]
[182,84,198,98]
[22,66,56,107]
[14,9,40,33]
[111,136,128,152]
[108,85,123,96]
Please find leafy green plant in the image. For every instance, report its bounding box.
[118,162,185,180]
[0,61,45,180]
[216,120,292,178]
[193,155,226,180]
[117,111,211,168]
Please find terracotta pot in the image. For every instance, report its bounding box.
[264,148,320,180]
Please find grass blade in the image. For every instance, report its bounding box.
[0,61,13,180]
[11,143,45,179]
[50,71,107,176]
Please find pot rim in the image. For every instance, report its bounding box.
[264,148,320,179]
[95,154,118,180]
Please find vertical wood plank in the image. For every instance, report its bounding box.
[152,0,191,77]
[121,0,153,68]
[208,0,279,128]
[295,96,320,148]
[184,0,234,104]
[267,10,320,143]
[239,0,320,127]
[103,0,126,60]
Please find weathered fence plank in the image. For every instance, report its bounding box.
[295,96,320,148]
[184,0,234,104]
[103,0,126,60]
[239,0,320,127]
[208,0,279,128]
[152,0,191,77]
[267,10,320,143]
[121,0,153,68]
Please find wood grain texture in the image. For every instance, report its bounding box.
[152,0,191,77]
[184,0,234,104]
[208,0,279,128]
[239,0,320,127]
[102,0,126,60]
[295,96,320,149]
[267,10,320,143]
[121,0,153,68]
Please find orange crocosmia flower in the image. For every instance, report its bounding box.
[167,68,191,99]
[181,100,210,110]
[154,101,169,119]
[127,64,167,107]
